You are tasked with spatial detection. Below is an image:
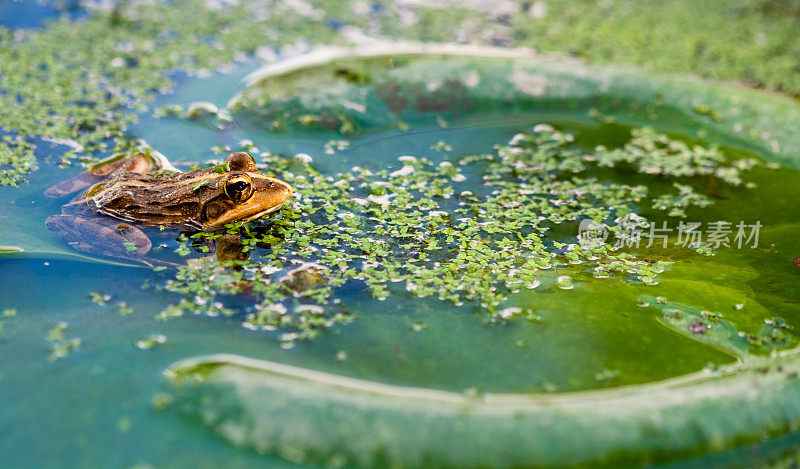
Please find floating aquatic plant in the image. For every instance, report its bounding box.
[45,321,81,361]
[160,125,757,346]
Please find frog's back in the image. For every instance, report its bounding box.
[70,169,220,230]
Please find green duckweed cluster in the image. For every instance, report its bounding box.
[0,0,791,350]
[2,0,799,185]
[159,126,755,345]
[0,0,345,184]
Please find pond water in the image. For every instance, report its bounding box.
[3,49,800,467]
[0,0,84,29]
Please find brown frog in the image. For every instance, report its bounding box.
[45,151,292,263]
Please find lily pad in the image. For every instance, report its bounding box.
[166,352,800,467]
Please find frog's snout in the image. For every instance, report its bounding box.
[265,177,293,204]
[278,180,293,200]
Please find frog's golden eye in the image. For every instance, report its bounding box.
[223,173,254,202]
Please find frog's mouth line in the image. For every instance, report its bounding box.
[245,204,283,222]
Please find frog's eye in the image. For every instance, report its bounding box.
[226,152,258,172]
[223,173,254,202]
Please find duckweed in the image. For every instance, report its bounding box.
[2,0,798,186]
[90,291,111,305]
[0,0,791,353]
[48,338,82,361]
[161,126,756,345]
[2,1,800,467]
[135,334,167,350]
[45,321,81,361]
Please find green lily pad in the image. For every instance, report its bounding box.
[166,352,800,467]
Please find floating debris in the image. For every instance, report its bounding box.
[90,292,111,305]
[135,334,167,350]
[688,322,707,335]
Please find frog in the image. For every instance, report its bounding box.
[44,150,293,264]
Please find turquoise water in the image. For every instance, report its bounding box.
[3,54,800,467]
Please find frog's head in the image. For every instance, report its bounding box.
[201,152,293,230]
